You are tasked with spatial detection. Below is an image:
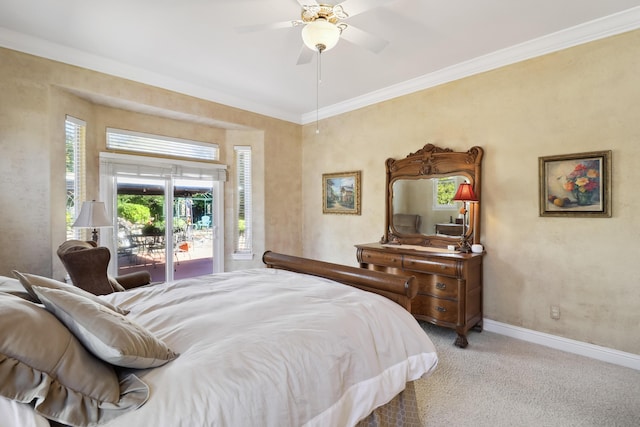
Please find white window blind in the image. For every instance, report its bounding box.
[106,128,219,161]
[234,146,252,255]
[65,116,86,239]
[100,153,227,182]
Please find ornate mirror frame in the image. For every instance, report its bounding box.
[382,144,484,247]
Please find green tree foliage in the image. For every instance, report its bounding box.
[437,179,456,205]
[173,217,187,232]
[118,202,151,224]
[118,195,164,222]
[142,221,165,236]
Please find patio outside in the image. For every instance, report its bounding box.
[117,222,214,282]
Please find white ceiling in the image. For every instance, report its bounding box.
[1,0,639,124]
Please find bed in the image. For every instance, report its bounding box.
[0,251,438,427]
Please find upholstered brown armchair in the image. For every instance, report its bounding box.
[393,213,421,234]
[57,240,152,295]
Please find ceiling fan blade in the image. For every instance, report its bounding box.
[340,24,389,53]
[296,44,315,65]
[295,0,319,8]
[236,20,301,33]
[335,0,394,18]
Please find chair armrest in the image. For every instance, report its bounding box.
[115,271,152,290]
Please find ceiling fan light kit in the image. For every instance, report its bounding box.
[301,18,341,52]
[238,1,391,63]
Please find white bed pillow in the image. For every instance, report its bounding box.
[0,395,50,427]
[0,293,148,427]
[31,284,178,369]
[12,271,129,315]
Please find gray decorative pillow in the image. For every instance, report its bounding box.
[12,271,129,315]
[0,293,148,427]
[32,285,178,369]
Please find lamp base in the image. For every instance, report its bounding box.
[458,238,472,253]
[91,228,99,242]
[457,206,472,253]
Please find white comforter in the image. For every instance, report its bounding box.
[8,268,438,427]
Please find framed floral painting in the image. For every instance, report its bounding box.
[322,171,361,215]
[539,150,611,217]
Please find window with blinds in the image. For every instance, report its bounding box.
[234,146,252,256]
[65,116,86,239]
[106,128,219,161]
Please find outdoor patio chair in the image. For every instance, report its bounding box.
[197,215,211,229]
[57,240,152,295]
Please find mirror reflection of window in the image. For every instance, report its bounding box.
[433,178,456,209]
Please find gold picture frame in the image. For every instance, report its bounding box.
[539,150,611,217]
[322,171,361,215]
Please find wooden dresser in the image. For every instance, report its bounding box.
[356,242,483,348]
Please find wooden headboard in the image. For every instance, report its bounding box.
[262,251,417,311]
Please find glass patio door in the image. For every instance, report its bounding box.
[100,153,225,282]
[115,175,170,283]
[172,178,216,280]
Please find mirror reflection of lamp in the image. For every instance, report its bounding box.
[452,183,478,253]
[72,200,112,243]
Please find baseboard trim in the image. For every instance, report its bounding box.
[483,319,640,371]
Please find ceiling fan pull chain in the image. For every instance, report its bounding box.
[318,48,322,84]
[316,49,321,134]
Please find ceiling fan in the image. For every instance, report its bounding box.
[238,0,392,64]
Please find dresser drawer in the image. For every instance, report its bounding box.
[412,296,458,324]
[359,249,403,268]
[415,274,458,299]
[402,254,459,277]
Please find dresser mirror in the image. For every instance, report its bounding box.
[383,144,484,247]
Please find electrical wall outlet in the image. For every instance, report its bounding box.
[550,305,561,320]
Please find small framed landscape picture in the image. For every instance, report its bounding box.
[539,150,611,217]
[322,171,361,215]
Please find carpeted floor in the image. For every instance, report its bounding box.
[414,322,640,427]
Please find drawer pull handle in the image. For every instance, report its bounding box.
[436,306,447,312]
[436,282,446,290]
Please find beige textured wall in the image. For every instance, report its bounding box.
[0,47,302,280]
[302,30,640,354]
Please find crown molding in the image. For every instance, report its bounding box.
[303,6,640,124]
